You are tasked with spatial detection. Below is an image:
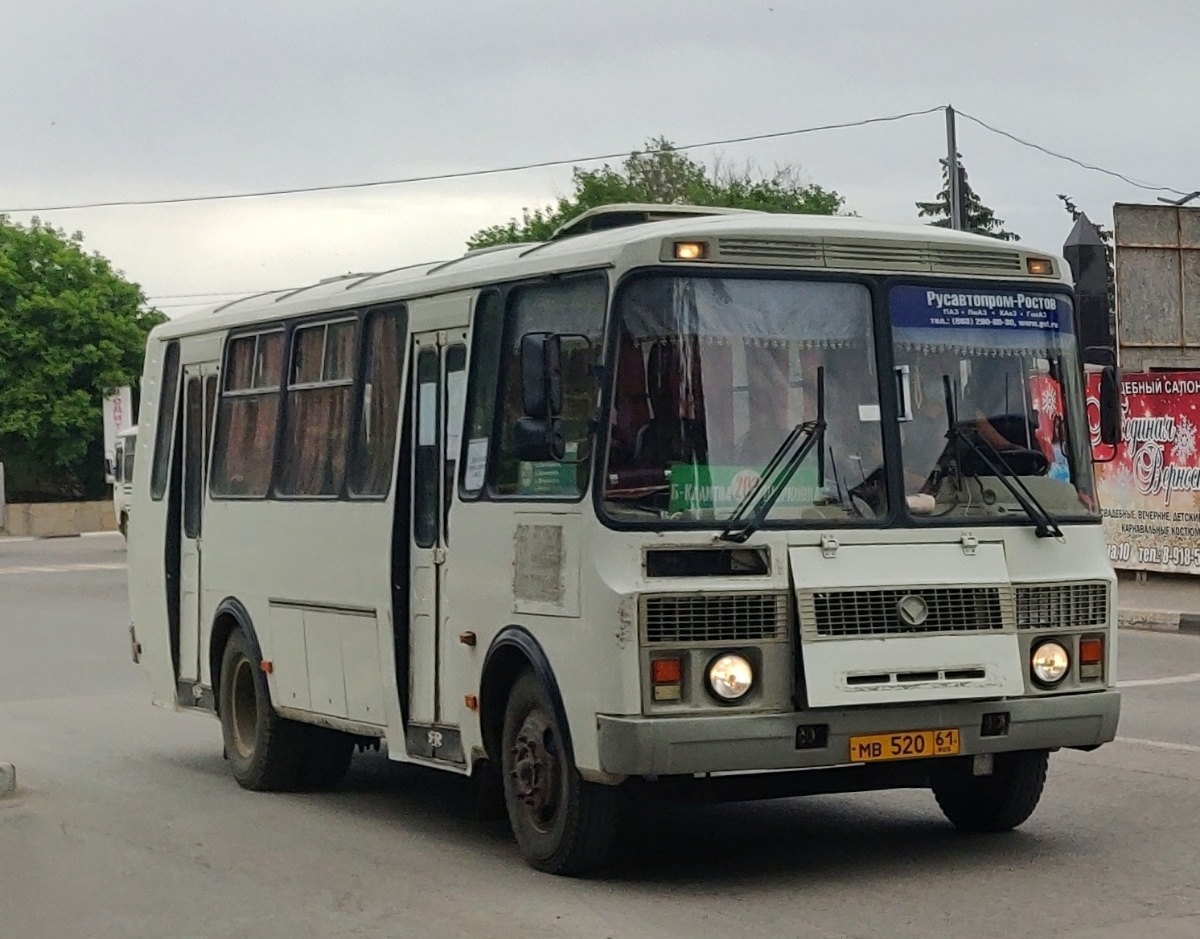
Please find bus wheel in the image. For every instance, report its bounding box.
[501,670,618,875]
[297,727,355,790]
[932,750,1049,833]
[218,629,306,791]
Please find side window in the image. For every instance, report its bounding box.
[183,377,203,537]
[444,344,466,530]
[459,292,504,497]
[412,348,439,547]
[123,443,136,484]
[490,276,607,498]
[211,330,283,497]
[278,319,357,497]
[150,341,180,500]
[349,306,404,497]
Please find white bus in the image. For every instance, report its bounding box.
[129,204,1123,875]
[113,426,137,539]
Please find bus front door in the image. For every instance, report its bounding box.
[177,363,219,688]
[405,330,466,763]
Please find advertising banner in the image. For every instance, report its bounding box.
[1089,371,1200,573]
[102,386,133,472]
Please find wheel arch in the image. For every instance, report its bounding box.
[479,626,574,766]
[209,597,263,714]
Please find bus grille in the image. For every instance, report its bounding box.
[642,593,789,644]
[716,237,823,264]
[805,586,1007,638]
[712,237,1024,275]
[1015,583,1108,629]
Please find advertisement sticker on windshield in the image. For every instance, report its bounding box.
[890,285,1066,333]
[667,464,820,513]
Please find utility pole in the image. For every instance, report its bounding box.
[945,105,964,231]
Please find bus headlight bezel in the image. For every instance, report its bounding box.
[706,652,755,704]
[1031,639,1071,687]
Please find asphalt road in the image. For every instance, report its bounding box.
[2,534,1199,939]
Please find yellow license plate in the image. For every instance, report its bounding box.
[849,728,961,763]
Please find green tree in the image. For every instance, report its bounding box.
[468,137,844,249]
[915,155,1019,241]
[0,216,164,500]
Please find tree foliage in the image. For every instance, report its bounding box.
[467,137,844,249]
[915,154,1019,241]
[0,216,164,500]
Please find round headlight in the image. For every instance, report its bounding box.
[707,653,754,702]
[1031,640,1070,685]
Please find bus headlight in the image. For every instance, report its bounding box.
[1031,640,1070,686]
[707,653,754,703]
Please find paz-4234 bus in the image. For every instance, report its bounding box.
[128,204,1123,875]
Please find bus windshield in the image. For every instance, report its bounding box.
[891,284,1098,522]
[601,274,886,525]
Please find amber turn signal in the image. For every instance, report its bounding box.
[1026,256,1054,276]
[651,658,682,684]
[673,241,707,260]
[1079,637,1104,665]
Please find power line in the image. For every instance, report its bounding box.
[0,107,945,214]
[956,109,1191,197]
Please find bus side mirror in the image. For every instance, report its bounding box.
[520,332,563,419]
[1099,365,1121,446]
[515,333,565,462]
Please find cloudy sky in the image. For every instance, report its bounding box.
[4,1,1197,317]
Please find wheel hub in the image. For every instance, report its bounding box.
[510,710,560,829]
[230,658,257,759]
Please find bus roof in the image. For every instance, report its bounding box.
[151,209,1070,341]
[117,426,138,439]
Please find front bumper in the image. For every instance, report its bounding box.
[596,690,1120,777]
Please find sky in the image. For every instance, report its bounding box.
[3,1,1197,317]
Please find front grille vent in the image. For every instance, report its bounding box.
[716,237,822,264]
[712,237,1025,275]
[1015,583,1108,629]
[928,246,1023,272]
[643,593,788,644]
[822,243,931,271]
[807,586,1007,638]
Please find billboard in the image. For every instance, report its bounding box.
[1114,203,1200,372]
[1089,370,1200,573]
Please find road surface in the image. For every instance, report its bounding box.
[2,534,1198,938]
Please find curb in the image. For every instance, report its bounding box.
[0,763,15,798]
[1119,609,1200,634]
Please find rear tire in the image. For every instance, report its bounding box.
[218,629,307,791]
[932,750,1049,833]
[501,670,618,875]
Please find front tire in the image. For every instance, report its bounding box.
[501,670,618,875]
[932,750,1049,833]
[218,629,307,791]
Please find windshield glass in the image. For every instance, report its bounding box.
[890,284,1097,523]
[602,275,886,525]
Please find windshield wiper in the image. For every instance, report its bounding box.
[939,375,1063,539]
[719,368,826,543]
